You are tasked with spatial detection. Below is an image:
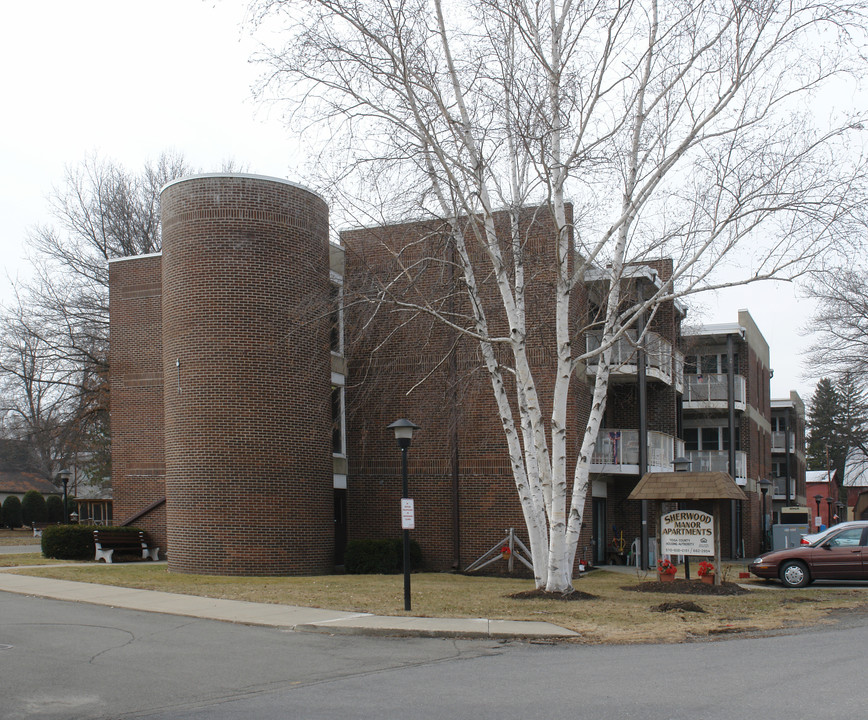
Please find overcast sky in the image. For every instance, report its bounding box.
[0,0,824,405]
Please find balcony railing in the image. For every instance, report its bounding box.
[683,374,746,409]
[685,450,747,481]
[585,330,674,384]
[673,349,685,393]
[771,431,796,453]
[590,428,682,472]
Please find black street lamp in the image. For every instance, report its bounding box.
[388,419,420,612]
[836,502,845,525]
[759,477,772,552]
[59,474,70,524]
[825,497,835,527]
[814,494,824,530]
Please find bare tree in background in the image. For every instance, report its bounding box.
[0,152,190,482]
[806,265,868,482]
[253,0,868,591]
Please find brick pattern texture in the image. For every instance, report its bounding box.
[342,207,599,574]
[109,255,167,552]
[160,176,334,575]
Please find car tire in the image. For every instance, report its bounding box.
[780,560,810,588]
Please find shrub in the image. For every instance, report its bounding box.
[344,538,423,574]
[41,524,100,560]
[46,495,64,523]
[21,490,48,526]
[2,495,23,529]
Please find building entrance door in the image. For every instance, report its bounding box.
[592,497,607,565]
[334,489,347,565]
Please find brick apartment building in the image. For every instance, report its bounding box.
[108,173,805,575]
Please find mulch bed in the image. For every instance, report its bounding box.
[654,601,707,613]
[509,588,599,601]
[623,579,750,596]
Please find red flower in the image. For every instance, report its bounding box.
[697,561,715,577]
[657,558,677,575]
[500,546,511,556]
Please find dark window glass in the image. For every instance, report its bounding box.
[702,427,719,450]
[332,386,343,453]
[330,284,341,352]
[684,428,699,451]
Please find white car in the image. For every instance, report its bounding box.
[801,520,865,546]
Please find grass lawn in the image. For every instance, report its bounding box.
[6,559,867,643]
[0,529,41,546]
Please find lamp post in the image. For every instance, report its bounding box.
[814,494,824,530]
[759,477,772,552]
[59,474,70,524]
[388,419,420,612]
[836,502,845,525]
[825,497,835,527]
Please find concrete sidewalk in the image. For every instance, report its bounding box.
[0,570,579,640]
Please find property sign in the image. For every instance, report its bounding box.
[401,498,415,530]
[661,510,714,556]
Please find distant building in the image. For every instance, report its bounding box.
[0,471,59,504]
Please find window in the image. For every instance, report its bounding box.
[684,352,739,375]
[329,280,343,354]
[332,385,345,455]
[684,425,740,451]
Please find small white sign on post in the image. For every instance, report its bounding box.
[401,498,415,530]
[661,510,714,556]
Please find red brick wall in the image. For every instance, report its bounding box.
[108,254,167,553]
[159,175,334,575]
[342,206,593,573]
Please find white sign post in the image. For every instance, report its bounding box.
[660,510,714,556]
[401,498,415,530]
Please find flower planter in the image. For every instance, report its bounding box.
[700,574,714,585]
[658,572,676,582]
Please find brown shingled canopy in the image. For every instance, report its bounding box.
[627,471,747,502]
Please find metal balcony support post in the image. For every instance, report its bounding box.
[727,333,739,557]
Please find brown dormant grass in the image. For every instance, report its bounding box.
[5,559,866,644]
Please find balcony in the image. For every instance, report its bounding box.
[685,450,747,484]
[585,330,676,386]
[771,431,796,453]
[590,428,684,474]
[682,374,746,412]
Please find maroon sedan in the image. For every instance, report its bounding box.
[749,522,868,588]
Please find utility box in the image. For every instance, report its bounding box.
[772,524,810,551]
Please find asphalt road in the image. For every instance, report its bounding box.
[2,591,867,720]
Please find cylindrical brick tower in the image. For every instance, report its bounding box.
[160,174,333,575]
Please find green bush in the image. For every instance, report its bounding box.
[46,495,64,523]
[344,538,423,574]
[21,490,48,526]
[2,495,23,529]
[41,524,100,560]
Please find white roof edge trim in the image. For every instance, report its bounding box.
[160,173,325,203]
[681,322,746,338]
[108,251,163,264]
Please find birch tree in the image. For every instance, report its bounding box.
[252,0,868,591]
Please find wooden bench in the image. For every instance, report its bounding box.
[93,529,160,563]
